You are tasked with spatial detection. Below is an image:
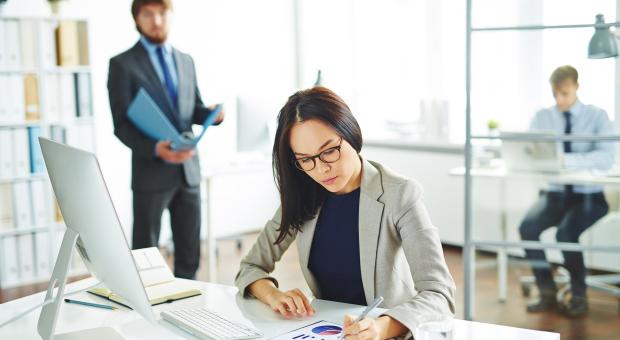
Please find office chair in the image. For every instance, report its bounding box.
[519,190,620,312]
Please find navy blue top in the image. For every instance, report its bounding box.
[308,188,366,306]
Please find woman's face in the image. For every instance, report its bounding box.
[289,119,361,194]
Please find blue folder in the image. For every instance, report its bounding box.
[127,88,222,150]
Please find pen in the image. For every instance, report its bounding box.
[64,298,117,310]
[339,296,384,339]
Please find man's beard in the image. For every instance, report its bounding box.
[143,31,167,44]
[137,26,168,44]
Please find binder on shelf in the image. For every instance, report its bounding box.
[28,126,44,174]
[0,129,14,179]
[0,21,6,69]
[19,20,38,69]
[8,74,25,124]
[74,73,92,117]
[12,127,30,177]
[17,233,35,283]
[40,21,58,68]
[0,184,15,232]
[1,236,20,287]
[59,73,76,118]
[34,231,51,279]
[54,199,63,223]
[0,76,8,123]
[49,124,67,143]
[77,21,89,66]
[11,181,31,229]
[55,20,79,67]
[4,20,21,70]
[24,74,40,122]
[43,74,61,122]
[30,179,50,227]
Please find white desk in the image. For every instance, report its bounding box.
[0,278,559,339]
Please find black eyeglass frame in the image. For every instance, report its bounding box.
[293,138,343,171]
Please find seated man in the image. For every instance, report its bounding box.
[519,65,614,317]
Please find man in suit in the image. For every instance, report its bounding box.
[107,0,223,279]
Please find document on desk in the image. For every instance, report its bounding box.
[271,320,343,340]
[127,88,222,151]
[88,247,201,307]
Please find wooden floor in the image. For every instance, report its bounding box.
[2,233,619,339]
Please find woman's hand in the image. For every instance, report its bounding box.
[342,315,381,340]
[248,279,315,319]
[342,315,407,340]
[264,288,315,319]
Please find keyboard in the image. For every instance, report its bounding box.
[161,308,263,340]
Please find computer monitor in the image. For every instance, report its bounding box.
[37,138,155,339]
[236,97,278,153]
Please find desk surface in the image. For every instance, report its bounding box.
[450,164,620,186]
[0,278,559,340]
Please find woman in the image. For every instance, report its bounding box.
[235,87,455,339]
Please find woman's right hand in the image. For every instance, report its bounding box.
[264,288,315,319]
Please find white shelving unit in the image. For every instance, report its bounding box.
[0,14,96,288]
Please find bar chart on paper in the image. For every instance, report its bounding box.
[272,320,343,340]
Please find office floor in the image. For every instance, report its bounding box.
[1,233,619,340]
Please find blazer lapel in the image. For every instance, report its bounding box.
[297,209,321,297]
[131,42,181,130]
[358,158,385,304]
[172,48,189,116]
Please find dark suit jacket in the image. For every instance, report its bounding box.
[107,42,213,192]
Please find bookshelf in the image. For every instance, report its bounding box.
[0,15,95,288]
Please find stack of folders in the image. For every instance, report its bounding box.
[0,178,53,287]
[0,127,45,179]
[55,20,89,67]
[0,231,52,287]
[0,231,53,288]
[0,19,81,69]
[0,72,91,124]
[88,247,202,307]
[0,19,25,70]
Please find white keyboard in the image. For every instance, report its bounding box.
[161,308,263,340]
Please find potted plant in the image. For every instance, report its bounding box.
[48,0,67,14]
[487,119,500,135]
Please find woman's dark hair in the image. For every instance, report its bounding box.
[272,86,363,244]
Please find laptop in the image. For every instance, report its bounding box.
[500,131,564,173]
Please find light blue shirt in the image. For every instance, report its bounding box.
[530,99,615,193]
[139,36,178,90]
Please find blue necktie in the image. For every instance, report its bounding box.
[155,46,178,110]
[563,111,573,195]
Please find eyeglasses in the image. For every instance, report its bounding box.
[294,138,342,171]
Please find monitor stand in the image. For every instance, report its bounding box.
[36,228,124,340]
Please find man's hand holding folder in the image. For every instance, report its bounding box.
[127,88,224,162]
[155,140,195,164]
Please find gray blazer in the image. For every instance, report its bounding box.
[107,42,214,191]
[235,158,456,335]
